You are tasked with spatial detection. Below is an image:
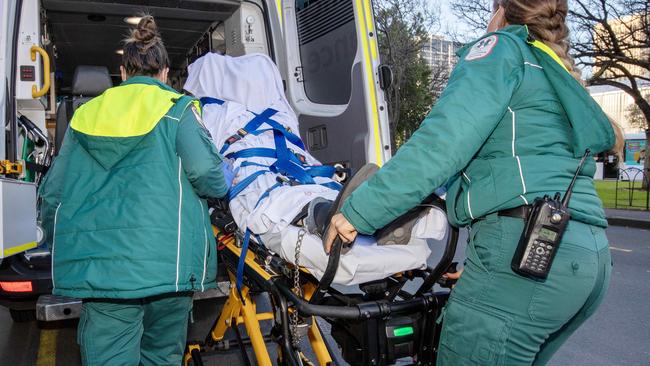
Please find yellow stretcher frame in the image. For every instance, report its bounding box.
[184,231,334,366]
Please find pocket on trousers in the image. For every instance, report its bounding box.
[440,298,512,365]
[528,243,598,323]
[466,218,505,275]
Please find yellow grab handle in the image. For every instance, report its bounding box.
[30,45,51,98]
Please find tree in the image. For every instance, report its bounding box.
[374,0,448,148]
[450,0,650,183]
[626,91,650,131]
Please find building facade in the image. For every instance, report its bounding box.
[594,15,649,80]
[421,35,463,73]
[589,83,649,135]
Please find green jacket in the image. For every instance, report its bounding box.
[40,76,229,299]
[342,25,614,233]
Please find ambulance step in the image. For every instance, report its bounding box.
[36,294,81,321]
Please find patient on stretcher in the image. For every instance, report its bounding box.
[184,53,447,285]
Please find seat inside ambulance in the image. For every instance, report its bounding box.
[55,66,112,153]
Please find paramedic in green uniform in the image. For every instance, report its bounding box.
[325,0,624,364]
[39,16,232,366]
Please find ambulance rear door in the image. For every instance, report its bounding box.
[275,0,391,174]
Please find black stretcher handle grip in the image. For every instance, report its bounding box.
[310,234,345,304]
[415,220,459,296]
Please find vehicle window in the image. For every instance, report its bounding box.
[295,0,357,105]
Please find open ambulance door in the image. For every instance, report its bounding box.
[276,0,391,175]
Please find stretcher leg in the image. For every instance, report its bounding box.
[240,290,273,366]
[187,233,335,365]
[211,285,243,342]
[183,344,202,366]
[308,317,334,366]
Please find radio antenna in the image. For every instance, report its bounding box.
[562,149,591,207]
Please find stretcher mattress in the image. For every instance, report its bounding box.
[260,207,447,285]
[184,53,449,285]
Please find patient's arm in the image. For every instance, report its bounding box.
[176,105,229,199]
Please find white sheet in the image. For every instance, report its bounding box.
[184,53,447,285]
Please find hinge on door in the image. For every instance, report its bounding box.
[294,66,304,83]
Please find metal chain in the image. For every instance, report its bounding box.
[290,229,307,349]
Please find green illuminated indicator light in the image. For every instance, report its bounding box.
[393,326,414,337]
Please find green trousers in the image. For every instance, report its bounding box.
[77,293,193,366]
[437,213,611,365]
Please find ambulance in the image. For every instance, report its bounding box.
[0,0,392,322]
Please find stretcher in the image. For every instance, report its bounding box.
[182,53,459,365]
[184,193,459,366]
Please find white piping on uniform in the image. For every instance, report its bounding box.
[510,107,529,206]
[467,190,475,220]
[176,158,183,292]
[516,157,528,194]
[199,200,208,292]
[51,202,62,290]
[165,115,180,121]
[509,107,516,156]
[462,172,474,219]
[524,62,543,69]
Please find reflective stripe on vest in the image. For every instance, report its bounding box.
[529,40,569,73]
[70,84,182,137]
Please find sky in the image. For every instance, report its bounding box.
[436,0,480,42]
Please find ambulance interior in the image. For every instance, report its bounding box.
[3,0,408,324]
[39,0,272,152]
[1,0,276,319]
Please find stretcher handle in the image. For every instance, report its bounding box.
[310,234,344,304]
[415,219,459,297]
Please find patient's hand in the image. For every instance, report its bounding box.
[324,213,357,254]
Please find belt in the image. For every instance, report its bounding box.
[472,205,533,225]
[498,205,533,220]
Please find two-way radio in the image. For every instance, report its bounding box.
[511,149,591,280]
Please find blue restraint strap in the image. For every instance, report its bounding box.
[235,229,252,302]
[228,170,269,201]
[227,148,277,160]
[220,109,306,155]
[231,109,342,295]
[200,97,225,107]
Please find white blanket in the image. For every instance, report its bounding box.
[184,53,447,285]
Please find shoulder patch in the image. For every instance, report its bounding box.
[465,35,499,61]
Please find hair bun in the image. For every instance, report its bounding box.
[133,15,159,45]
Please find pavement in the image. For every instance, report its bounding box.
[1,226,649,365]
[605,208,650,229]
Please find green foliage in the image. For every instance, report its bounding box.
[393,57,435,146]
[374,0,442,149]
[595,180,649,210]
